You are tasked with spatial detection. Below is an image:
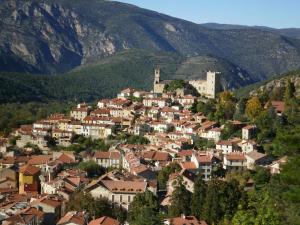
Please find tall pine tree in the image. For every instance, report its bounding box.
[191,175,207,219]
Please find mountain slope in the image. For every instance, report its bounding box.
[235,70,300,99]
[0,50,256,104]
[1,0,300,84]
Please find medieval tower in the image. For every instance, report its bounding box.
[153,68,166,93]
[206,71,221,98]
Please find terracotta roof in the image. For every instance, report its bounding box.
[143,150,170,161]
[57,211,86,225]
[4,214,35,224]
[19,165,40,175]
[178,150,194,157]
[94,151,120,160]
[131,164,149,174]
[200,121,217,130]
[197,155,212,164]
[101,180,147,193]
[88,216,120,225]
[35,195,64,208]
[226,152,246,161]
[266,101,285,113]
[180,162,197,170]
[246,151,266,160]
[28,155,52,165]
[217,140,234,146]
[167,216,207,225]
[56,153,76,164]
[242,125,256,130]
[21,207,44,219]
[94,151,110,159]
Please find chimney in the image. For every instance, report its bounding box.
[181,214,185,219]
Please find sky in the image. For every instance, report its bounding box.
[118,0,300,29]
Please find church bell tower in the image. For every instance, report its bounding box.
[154,68,160,84]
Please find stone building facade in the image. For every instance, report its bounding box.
[153,68,221,98]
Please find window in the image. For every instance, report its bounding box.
[128,195,131,202]
[112,195,115,202]
[120,195,123,202]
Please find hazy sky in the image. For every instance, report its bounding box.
[118,0,300,28]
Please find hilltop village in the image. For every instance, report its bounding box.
[0,69,292,225]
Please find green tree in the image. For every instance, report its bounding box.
[127,135,150,145]
[164,80,185,92]
[203,179,224,224]
[128,190,161,225]
[191,175,207,219]
[77,160,105,178]
[194,137,215,150]
[169,177,192,217]
[284,79,296,102]
[67,192,114,220]
[222,179,243,220]
[196,99,216,116]
[157,163,181,190]
[253,167,271,188]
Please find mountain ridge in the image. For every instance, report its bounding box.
[1,0,300,82]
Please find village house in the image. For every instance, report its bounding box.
[265,101,285,116]
[70,107,91,122]
[207,127,222,142]
[242,125,256,140]
[81,124,113,139]
[239,140,257,153]
[143,97,171,108]
[117,88,135,99]
[149,121,172,133]
[57,211,88,225]
[31,195,66,225]
[190,152,214,181]
[245,150,272,170]
[87,179,147,210]
[216,138,241,155]
[223,152,246,171]
[167,169,196,195]
[175,95,196,109]
[198,121,218,138]
[93,151,122,168]
[19,164,41,194]
[2,207,44,225]
[269,156,288,174]
[0,168,17,189]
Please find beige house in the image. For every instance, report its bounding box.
[93,151,121,168]
[88,180,147,210]
[223,152,246,172]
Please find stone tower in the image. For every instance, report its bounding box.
[206,71,221,98]
[154,68,161,84]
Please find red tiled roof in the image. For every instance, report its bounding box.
[56,153,76,164]
[28,155,52,165]
[180,162,197,170]
[88,216,120,225]
[19,165,40,176]
[178,150,194,157]
[57,211,86,225]
[266,101,285,113]
[101,180,147,193]
[167,216,207,225]
[226,152,246,161]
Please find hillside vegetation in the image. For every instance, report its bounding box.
[0,49,259,104]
